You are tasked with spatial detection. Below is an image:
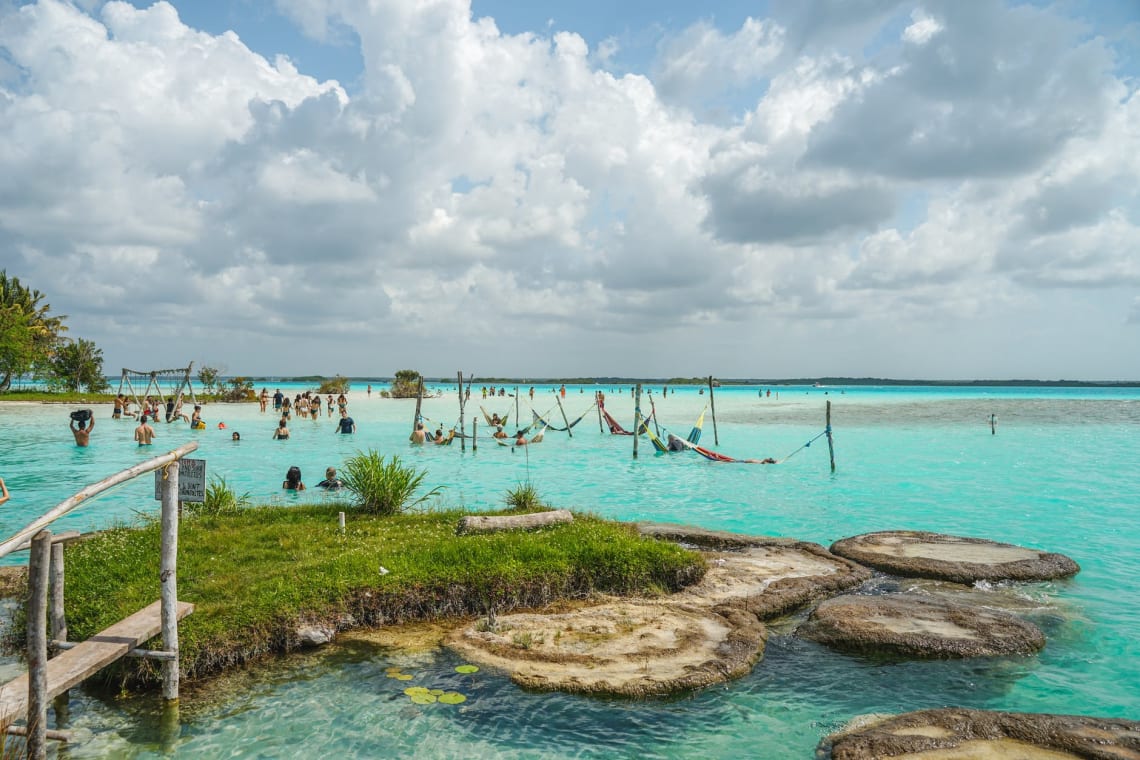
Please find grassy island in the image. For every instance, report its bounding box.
[59,504,705,686]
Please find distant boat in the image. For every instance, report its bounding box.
[813,382,822,388]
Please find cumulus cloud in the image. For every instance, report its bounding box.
[0,0,1137,378]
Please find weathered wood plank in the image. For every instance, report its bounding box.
[0,600,193,725]
[457,510,574,534]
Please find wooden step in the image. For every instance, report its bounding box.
[0,600,193,725]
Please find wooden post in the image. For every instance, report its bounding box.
[50,542,67,645]
[27,529,51,760]
[555,394,573,438]
[50,539,70,719]
[457,371,466,452]
[991,414,997,435]
[338,512,345,534]
[826,400,836,473]
[708,376,719,446]
[412,376,424,433]
[515,386,519,429]
[633,384,642,459]
[472,419,477,451]
[595,392,604,433]
[160,461,180,702]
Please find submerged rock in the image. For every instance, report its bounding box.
[818,708,1140,759]
[296,625,335,647]
[830,531,1080,584]
[447,599,765,697]
[799,593,1045,658]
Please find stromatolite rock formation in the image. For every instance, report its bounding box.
[818,708,1140,759]
[830,531,1079,583]
[799,593,1046,658]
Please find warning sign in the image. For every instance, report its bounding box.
[154,458,206,503]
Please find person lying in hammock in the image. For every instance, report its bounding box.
[493,425,508,439]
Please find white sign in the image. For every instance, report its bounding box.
[154,458,206,503]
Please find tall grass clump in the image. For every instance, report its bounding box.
[339,450,442,515]
[505,482,544,511]
[186,476,250,518]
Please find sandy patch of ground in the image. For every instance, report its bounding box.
[830,531,1079,583]
[821,708,1140,760]
[447,599,765,697]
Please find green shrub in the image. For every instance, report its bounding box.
[505,482,544,511]
[186,476,250,518]
[340,450,442,515]
[317,375,350,394]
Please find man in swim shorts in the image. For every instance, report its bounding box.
[134,415,155,446]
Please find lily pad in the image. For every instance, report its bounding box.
[410,693,437,704]
[429,689,445,696]
[438,692,467,705]
[404,687,430,696]
[455,665,479,674]
[395,674,414,681]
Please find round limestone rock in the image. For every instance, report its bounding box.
[799,594,1045,658]
[830,531,1079,583]
[447,600,765,697]
[676,542,871,620]
[820,708,1140,759]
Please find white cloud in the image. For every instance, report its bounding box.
[0,0,1137,379]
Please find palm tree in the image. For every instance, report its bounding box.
[0,271,68,390]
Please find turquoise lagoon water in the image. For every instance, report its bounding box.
[1,383,1139,757]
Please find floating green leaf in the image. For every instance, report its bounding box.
[455,665,479,674]
[438,692,467,705]
[429,689,445,696]
[404,687,430,696]
[410,693,437,704]
[395,674,414,681]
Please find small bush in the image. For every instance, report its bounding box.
[505,482,544,511]
[187,476,250,518]
[317,375,350,394]
[340,450,442,515]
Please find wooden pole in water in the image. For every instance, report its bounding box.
[457,371,466,452]
[413,376,424,433]
[160,460,180,702]
[49,540,69,721]
[595,392,604,433]
[27,529,51,760]
[633,383,642,458]
[991,414,997,435]
[472,419,477,451]
[826,400,836,473]
[708,376,719,446]
[515,386,520,429]
[555,394,573,438]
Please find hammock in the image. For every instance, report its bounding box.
[532,404,594,432]
[480,407,510,427]
[688,406,708,444]
[675,436,776,464]
[600,406,653,436]
[496,421,548,446]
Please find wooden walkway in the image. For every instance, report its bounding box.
[0,600,194,725]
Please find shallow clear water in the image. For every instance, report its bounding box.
[1,383,1138,757]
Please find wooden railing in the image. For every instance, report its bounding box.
[0,442,198,759]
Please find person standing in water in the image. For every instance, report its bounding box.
[134,415,156,446]
[70,412,94,447]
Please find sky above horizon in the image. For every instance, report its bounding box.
[1,0,1138,380]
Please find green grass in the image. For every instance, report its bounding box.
[61,505,705,685]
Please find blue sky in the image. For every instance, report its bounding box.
[1,0,1138,379]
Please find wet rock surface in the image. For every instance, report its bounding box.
[447,599,766,697]
[800,593,1046,658]
[830,531,1080,584]
[819,708,1140,759]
